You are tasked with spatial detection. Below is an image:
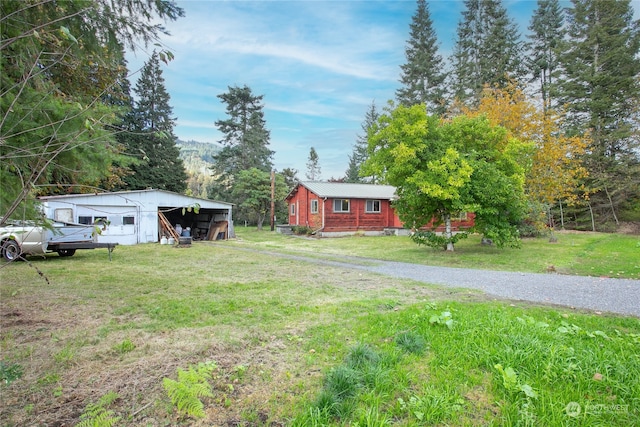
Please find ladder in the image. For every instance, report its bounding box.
[158,211,181,240]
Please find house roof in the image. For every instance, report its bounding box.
[39,189,233,208]
[294,181,397,200]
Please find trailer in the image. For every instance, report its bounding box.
[0,220,117,261]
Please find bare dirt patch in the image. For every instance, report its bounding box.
[618,221,640,235]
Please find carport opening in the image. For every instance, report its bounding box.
[158,207,229,241]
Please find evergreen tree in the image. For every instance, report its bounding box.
[209,85,273,224]
[345,101,379,183]
[396,0,447,114]
[0,0,183,223]
[450,0,525,106]
[527,0,565,113]
[100,44,139,190]
[305,147,321,180]
[280,167,299,191]
[232,168,287,230]
[213,85,273,174]
[558,0,640,226]
[121,52,187,192]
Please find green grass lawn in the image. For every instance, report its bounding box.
[232,227,640,279]
[0,231,638,426]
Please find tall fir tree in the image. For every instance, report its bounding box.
[558,0,640,226]
[210,85,273,197]
[305,147,321,180]
[121,52,187,192]
[209,85,273,223]
[100,43,139,190]
[345,101,379,183]
[527,0,566,113]
[396,0,447,114]
[450,0,525,106]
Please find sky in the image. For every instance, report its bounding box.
[127,0,640,180]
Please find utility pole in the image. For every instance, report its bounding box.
[270,170,275,231]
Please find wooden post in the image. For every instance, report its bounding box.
[270,170,276,231]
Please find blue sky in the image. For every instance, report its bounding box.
[127,0,640,180]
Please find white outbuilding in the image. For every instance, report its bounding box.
[39,189,233,245]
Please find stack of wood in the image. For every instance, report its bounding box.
[207,220,228,240]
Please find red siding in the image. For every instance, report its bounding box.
[287,186,323,230]
[285,184,474,233]
[322,198,396,232]
[286,185,400,232]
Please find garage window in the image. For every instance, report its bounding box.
[123,216,135,225]
[78,216,92,225]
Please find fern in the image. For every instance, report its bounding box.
[76,391,121,427]
[163,361,216,419]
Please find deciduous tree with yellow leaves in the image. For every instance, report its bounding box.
[460,82,589,231]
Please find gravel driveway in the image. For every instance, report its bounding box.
[365,260,640,317]
[231,247,640,317]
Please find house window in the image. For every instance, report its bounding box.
[290,204,296,215]
[365,200,381,213]
[310,199,318,214]
[123,216,135,225]
[456,212,468,221]
[333,199,350,213]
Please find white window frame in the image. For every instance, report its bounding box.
[365,200,381,213]
[333,199,350,213]
[310,199,319,214]
[290,203,296,215]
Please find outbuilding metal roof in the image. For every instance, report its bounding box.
[299,181,397,199]
[39,189,233,208]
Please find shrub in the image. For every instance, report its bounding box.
[411,231,468,250]
[291,225,313,235]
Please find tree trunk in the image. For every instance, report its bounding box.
[257,212,265,230]
[587,201,596,232]
[444,213,454,252]
[603,185,619,226]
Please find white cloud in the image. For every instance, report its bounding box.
[133,0,635,181]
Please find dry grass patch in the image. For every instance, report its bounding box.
[1,243,473,426]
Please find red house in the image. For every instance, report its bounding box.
[285,181,474,237]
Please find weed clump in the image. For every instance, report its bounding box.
[395,331,428,355]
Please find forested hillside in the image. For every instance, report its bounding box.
[177,139,219,170]
[176,139,220,198]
